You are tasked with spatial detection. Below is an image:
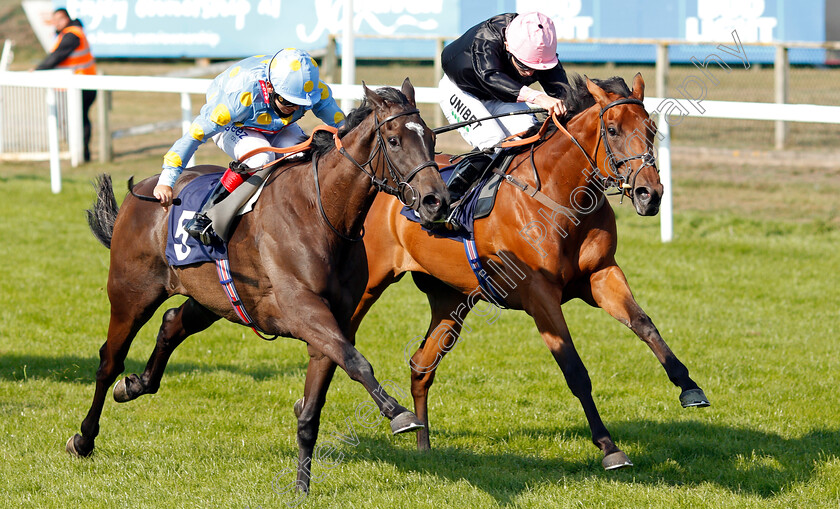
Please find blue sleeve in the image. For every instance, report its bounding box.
[311,81,346,127]
[159,84,251,187]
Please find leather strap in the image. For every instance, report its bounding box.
[235,124,339,170]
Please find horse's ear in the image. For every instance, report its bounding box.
[631,72,645,101]
[362,81,385,110]
[585,77,610,106]
[401,77,416,107]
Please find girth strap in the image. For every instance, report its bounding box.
[215,258,278,341]
[463,239,509,309]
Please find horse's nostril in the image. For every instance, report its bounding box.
[634,187,651,202]
[422,194,441,212]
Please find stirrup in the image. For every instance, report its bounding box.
[440,200,464,231]
[185,213,220,245]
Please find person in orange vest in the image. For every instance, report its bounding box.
[35,8,97,162]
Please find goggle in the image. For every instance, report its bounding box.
[274,93,299,108]
[511,55,534,72]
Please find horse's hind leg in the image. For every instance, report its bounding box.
[113,298,220,403]
[586,265,710,407]
[66,289,167,458]
[408,272,470,451]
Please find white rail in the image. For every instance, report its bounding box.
[2,71,840,240]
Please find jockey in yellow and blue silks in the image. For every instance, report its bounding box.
[154,48,345,245]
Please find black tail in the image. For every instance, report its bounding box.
[86,174,119,249]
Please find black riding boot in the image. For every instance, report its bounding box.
[446,154,492,198]
[184,181,230,245]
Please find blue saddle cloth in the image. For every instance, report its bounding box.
[165,172,228,267]
[400,166,494,241]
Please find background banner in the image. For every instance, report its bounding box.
[49,0,827,63]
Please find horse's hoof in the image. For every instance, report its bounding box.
[602,451,633,470]
[293,397,304,418]
[390,411,425,435]
[66,434,92,458]
[680,388,710,408]
[113,378,131,403]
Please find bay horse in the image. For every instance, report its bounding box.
[299,74,710,470]
[68,80,449,493]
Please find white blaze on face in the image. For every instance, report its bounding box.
[405,121,427,152]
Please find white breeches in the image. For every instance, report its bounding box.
[211,123,308,169]
[438,74,538,150]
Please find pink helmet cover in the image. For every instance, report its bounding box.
[506,12,559,70]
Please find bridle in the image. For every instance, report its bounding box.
[314,106,439,242]
[335,107,439,210]
[594,97,658,200]
[497,97,658,205]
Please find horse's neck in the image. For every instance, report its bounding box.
[545,108,604,189]
[565,107,602,168]
[317,124,379,238]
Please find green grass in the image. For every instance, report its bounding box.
[1,154,839,509]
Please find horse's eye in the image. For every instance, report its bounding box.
[607,126,618,136]
[388,136,399,147]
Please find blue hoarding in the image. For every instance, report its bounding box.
[57,0,827,63]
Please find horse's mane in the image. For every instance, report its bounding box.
[523,73,632,138]
[310,86,410,158]
[565,74,631,120]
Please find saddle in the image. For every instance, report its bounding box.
[401,148,518,240]
[448,149,517,221]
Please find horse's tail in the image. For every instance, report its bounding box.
[86,174,119,249]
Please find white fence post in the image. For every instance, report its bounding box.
[181,92,195,167]
[655,43,669,98]
[98,89,111,162]
[46,87,61,193]
[774,44,789,150]
[434,37,445,127]
[657,112,673,243]
[66,85,83,167]
[341,0,355,112]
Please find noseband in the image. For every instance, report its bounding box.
[596,98,658,199]
[337,108,439,209]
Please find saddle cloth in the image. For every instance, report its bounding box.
[164,172,267,267]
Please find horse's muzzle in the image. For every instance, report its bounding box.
[633,185,662,216]
[418,189,450,225]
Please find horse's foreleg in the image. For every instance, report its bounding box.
[283,296,422,427]
[293,346,338,494]
[587,265,710,407]
[531,295,633,470]
[409,272,471,450]
[279,298,422,494]
[113,298,219,403]
[67,290,167,458]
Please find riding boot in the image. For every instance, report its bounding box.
[184,181,230,245]
[445,153,493,198]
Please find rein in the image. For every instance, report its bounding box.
[233,124,340,172]
[334,108,438,209]
[496,97,657,206]
[228,107,438,241]
[312,107,438,242]
[431,108,548,135]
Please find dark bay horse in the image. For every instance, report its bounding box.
[307,74,707,470]
[68,80,449,493]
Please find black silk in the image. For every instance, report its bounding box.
[441,13,570,102]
